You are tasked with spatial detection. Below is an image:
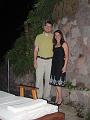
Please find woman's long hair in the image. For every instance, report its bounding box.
[53,30,65,46]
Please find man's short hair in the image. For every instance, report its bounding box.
[43,20,53,26]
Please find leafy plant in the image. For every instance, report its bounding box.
[6,35,34,76]
[65,81,76,90]
[86,112,90,120]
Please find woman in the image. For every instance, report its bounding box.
[49,30,69,105]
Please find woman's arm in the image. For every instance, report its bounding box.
[62,42,69,73]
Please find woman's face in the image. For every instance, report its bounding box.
[55,32,61,43]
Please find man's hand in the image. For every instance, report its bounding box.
[34,60,37,69]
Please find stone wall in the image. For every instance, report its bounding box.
[53,0,90,89]
[62,88,90,106]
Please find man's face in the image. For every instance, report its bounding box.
[44,23,52,33]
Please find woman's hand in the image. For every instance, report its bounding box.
[62,66,66,73]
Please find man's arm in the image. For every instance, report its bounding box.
[34,46,38,69]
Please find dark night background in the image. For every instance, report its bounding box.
[0,0,35,60]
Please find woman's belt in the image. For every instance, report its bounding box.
[37,56,52,60]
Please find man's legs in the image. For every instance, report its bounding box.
[36,58,45,98]
[44,59,52,100]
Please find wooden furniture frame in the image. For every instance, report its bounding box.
[36,112,65,120]
[17,84,39,99]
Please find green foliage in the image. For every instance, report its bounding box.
[86,112,90,120]
[6,35,34,76]
[65,81,90,91]
[65,81,76,90]
[27,0,63,24]
[34,0,60,20]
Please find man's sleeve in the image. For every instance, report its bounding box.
[35,36,39,47]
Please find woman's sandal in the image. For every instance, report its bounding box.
[56,101,63,106]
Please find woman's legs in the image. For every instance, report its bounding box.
[55,87,58,103]
[56,86,62,104]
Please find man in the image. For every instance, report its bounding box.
[34,20,53,101]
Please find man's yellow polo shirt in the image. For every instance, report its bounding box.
[35,33,53,58]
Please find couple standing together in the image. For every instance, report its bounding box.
[34,20,69,105]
